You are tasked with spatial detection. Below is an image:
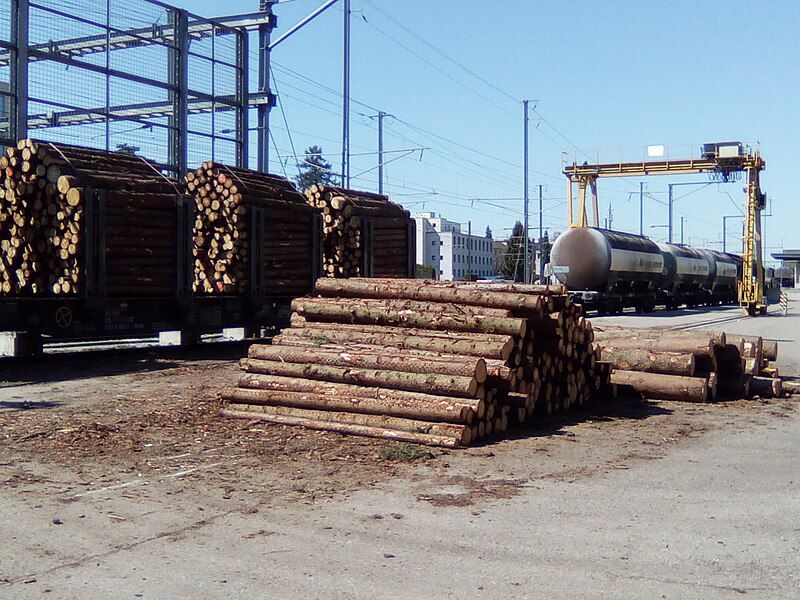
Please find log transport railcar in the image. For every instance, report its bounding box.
[0,142,414,347]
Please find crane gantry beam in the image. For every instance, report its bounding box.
[563,144,767,315]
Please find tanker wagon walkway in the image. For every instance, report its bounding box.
[0,295,798,597]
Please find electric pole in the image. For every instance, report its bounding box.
[257,1,277,173]
[377,111,385,194]
[538,184,543,282]
[467,221,473,280]
[680,216,685,244]
[639,181,645,235]
[341,0,350,187]
[523,100,530,284]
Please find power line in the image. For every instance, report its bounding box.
[270,66,301,178]
[357,11,518,119]
[362,0,519,104]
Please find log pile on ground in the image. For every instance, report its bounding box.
[0,139,184,296]
[222,278,611,448]
[593,325,785,401]
[304,185,412,278]
[186,163,317,295]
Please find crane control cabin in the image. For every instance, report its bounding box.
[563,142,767,315]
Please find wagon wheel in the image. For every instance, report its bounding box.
[54,306,73,328]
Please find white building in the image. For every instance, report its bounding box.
[413,212,495,281]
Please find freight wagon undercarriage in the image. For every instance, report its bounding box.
[0,295,294,354]
[569,289,739,315]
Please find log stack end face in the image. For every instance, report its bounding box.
[0,138,185,298]
[305,186,413,280]
[186,163,315,297]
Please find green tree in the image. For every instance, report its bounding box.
[115,143,140,156]
[414,264,436,279]
[294,145,335,191]
[501,221,525,282]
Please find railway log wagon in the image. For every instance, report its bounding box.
[0,139,194,337]
[0,144,325,341]
[305,185,415,279]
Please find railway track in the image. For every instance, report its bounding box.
[668,305,782,332]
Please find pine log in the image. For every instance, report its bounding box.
[313,277,545,314]
[236,372,485,419]
[598,348,696,376]
[240,358,481,398]
[593,326,726,347]
[274,327,513,360]
[611,370,709,402]
[249,344,488,383]
[222,407,462,448]
[595,338,715,360]
[224,387,474,424]
[289,313,518,345]
[224,403,470,444]
[748,376,783,398]
[419,280,565,295]
[291,297,527,337]
[782,380,800,395]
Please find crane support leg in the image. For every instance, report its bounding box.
[740,160,766,315]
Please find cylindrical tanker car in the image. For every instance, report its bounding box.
[550,228,742,314]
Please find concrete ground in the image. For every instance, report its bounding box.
[1,291,799,599]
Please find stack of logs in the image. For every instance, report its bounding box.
[222,278,610,448]
[185,163,317,295]
[305,186,412,278]
[594,325,785,401]
[0,139,183,296]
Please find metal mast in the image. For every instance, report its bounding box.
[257,0,276,173]
[523,100,530,284]
[341,0,350,187]
[538,184,543,281]
[377,111,385,194]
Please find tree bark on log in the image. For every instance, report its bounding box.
[224,404,471,444]
[291,297,527,337]
[314,277,545,314]
[249,344,488,383]
[274,327,514,360]
[240,358,481,398]
[781,380,799,395]
[598,348,696,376]
[411,280,566,295]
[593,326,726,347]
[288,313,517,345]
[610,370,709,402]
[297,297,512,318]
[595,338,715,360]
[222,408,462,448]
[237,372,486,419]
[748,376,783,398]
[223,386,475,424]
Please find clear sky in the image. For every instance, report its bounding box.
[170,0,799,262]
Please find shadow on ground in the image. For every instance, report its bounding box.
[0,341,250,387]
[502,397,672,443]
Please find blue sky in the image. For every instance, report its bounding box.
[170,0,799,262]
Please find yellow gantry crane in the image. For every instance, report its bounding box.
[564,142,767,315]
